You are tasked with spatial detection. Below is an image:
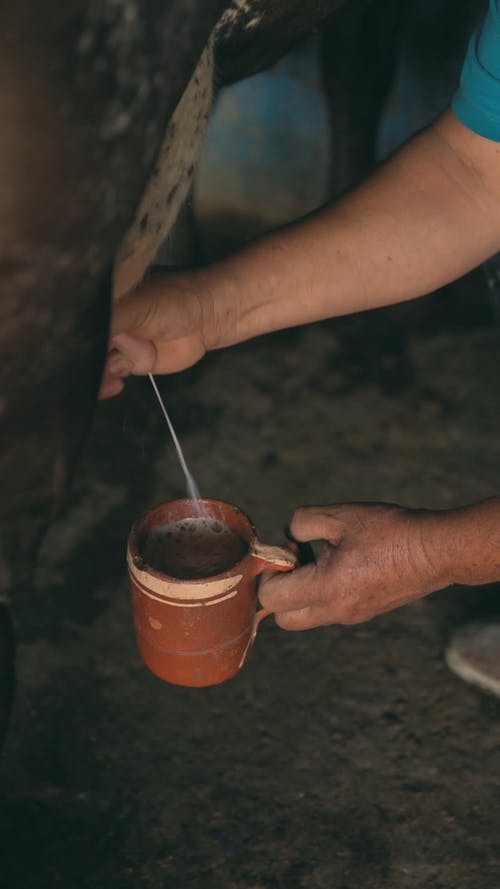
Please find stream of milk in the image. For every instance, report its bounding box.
[148,373,207,516]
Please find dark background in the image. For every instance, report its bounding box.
[2,2,500,886]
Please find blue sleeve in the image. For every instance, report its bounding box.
[452,0,500,141]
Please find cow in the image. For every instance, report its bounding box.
[0,0,225,748]
[0,0,412,748]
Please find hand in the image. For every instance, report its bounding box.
[99,268,210,399]
[259,503,450,630]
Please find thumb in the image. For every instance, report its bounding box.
[111,270,202,342]
[258,562,318,614]
[110,285,162,339]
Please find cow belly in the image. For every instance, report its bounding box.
[114,39,214,298]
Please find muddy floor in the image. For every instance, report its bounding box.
[1,270,500,888]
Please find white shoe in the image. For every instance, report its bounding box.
[445,621,500,697]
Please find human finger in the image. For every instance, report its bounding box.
[273,604,334,631]
[289,506,344,544]
[258,562,320,614]
[152,335,207,373]
[109,334,157,374]
[110,287,161,338]
[111,270,201,341]
[98,376,125,400]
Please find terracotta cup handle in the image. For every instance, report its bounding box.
[250,538,298,630]
[237,539,298,669]
[250,540,298,573]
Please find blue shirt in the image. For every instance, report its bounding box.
[453,0,500,140]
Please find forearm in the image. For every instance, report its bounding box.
[424,497,500,589]
[200,110,500,350]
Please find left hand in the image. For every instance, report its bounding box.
[98,268,211,399]
[258,502,450,630]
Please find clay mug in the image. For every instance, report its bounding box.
[127,498,297,687]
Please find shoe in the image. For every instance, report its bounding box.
[445,621,500,698]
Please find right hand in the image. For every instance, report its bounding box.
[99,268,210,399]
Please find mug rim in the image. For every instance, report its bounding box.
[128,497,257,584]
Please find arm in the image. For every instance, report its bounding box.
[198,109,500,346]
[100,108,500,396]
[257,496,500,630]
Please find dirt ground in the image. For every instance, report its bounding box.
[1,267,500,888]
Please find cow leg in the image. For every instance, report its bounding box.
[320,0,406,197]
